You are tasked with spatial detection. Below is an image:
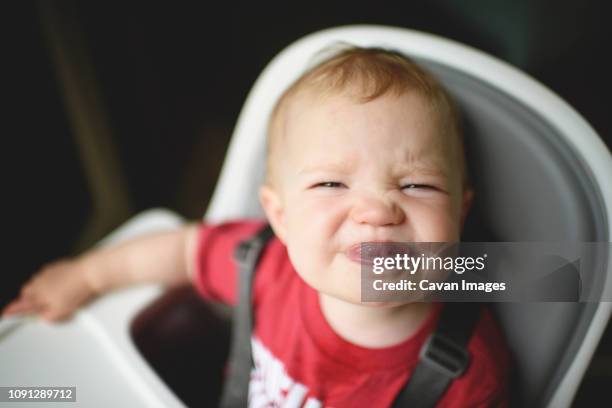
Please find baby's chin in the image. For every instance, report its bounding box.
[325,289,422,308]
[357,302,414,309]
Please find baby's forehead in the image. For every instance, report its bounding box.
[283,91,457,160]
[282,87,434,128]
[278,91,463,182]
[281,88,447,142]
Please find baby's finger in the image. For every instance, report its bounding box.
[0,303,15,317]
[2,301,26,316]
[1,298,39,317]
[2,300,23,316]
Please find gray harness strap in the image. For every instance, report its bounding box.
[391,302,481,408]
[219,224,274,408]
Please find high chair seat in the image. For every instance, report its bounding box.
[205,25,612,407]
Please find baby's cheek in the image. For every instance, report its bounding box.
[291,196,348,233]
[411,203,460,241]
[286,197,345,268]
[286,233,330,294]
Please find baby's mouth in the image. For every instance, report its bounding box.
[344,242,414,265]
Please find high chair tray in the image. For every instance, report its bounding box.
[0,285,186,408]
[1,209,188,407]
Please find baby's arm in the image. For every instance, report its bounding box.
[1,223,200,322]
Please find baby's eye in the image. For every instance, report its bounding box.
[401,183,433,190]
[314,181,346,188]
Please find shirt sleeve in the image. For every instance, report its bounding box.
[192,219,267,305]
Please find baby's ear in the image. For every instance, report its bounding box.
[259,185,288,244]
[460,188,474,230]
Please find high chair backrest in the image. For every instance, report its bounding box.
[204,26,612,407]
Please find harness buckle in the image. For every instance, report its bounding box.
[419,333,470,378]
[234,240,253,265]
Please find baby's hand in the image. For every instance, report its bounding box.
[1,258,97,322]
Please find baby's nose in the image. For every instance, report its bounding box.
[350,195,405,226]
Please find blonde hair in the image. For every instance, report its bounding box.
[266,46,467,189]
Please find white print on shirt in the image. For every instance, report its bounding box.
[249,337,323,408]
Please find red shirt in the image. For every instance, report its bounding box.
[194,219,511,407]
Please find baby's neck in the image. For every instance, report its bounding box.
[319,293,434,348]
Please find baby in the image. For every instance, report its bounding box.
[3,46,510,407]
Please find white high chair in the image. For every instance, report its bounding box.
[1,25,610,408]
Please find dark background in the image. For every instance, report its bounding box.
[4,1,611,405]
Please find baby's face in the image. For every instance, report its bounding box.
[260,90,472,304]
